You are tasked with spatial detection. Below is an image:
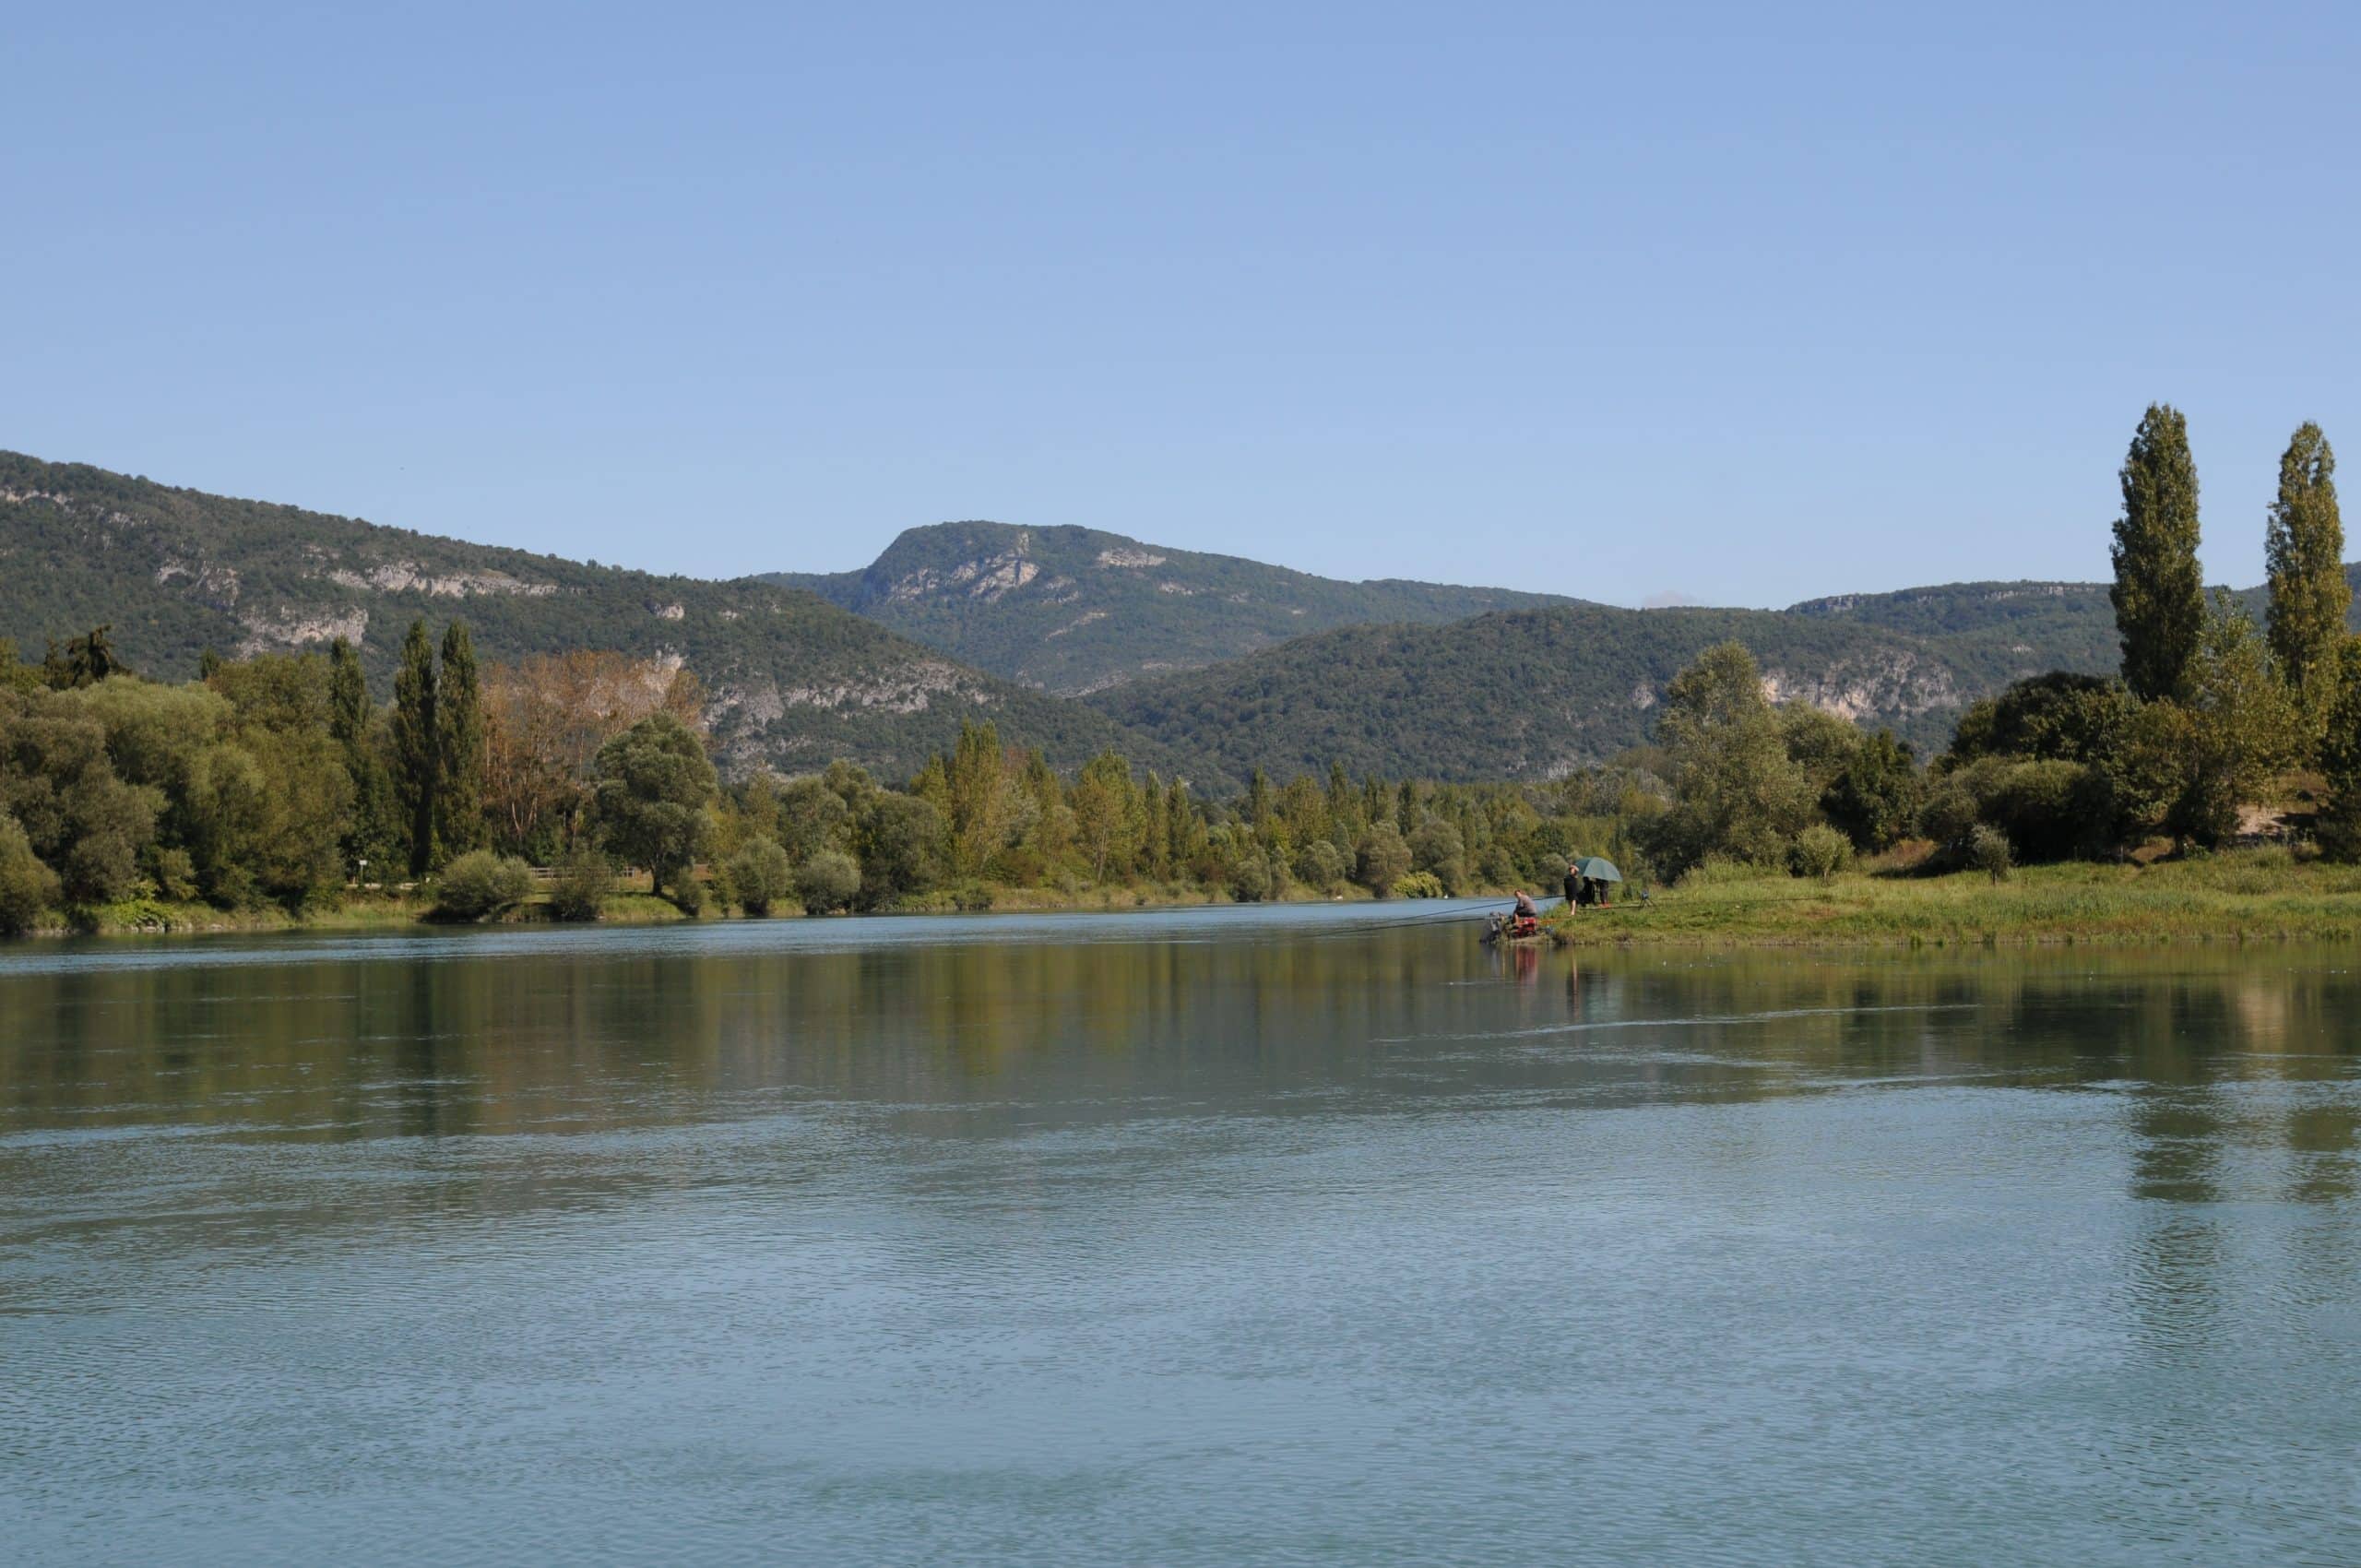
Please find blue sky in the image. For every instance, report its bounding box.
[6,3,2357,607]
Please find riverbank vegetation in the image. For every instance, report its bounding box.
[1537,407,2361,944]
[0,625,1619,936]
[5,405,2358,948]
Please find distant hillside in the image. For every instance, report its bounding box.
[0,455,1206,784]
[765,522,1586,695]
[1786,571,2361,679]
[1088,601,2122,782]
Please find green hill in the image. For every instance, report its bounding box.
[1088,601,2121,782]
[0,454,1204,783]
[765,521,1586,695]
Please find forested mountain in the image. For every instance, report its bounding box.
[18,448,2356,792]
[765,521,1586,695]
[1088,601,2125,782]
[0,455,1204,783]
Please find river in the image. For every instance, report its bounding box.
[4,903,2358,1564]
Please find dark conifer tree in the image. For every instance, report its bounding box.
[327,637,370,752]
[435,621,488,857]
[2110,403,2205,702]
[392,620,439,875]
[328,636,400,875]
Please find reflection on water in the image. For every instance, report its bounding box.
[4,910,2360,1565]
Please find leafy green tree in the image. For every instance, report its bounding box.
[326,638,400,873]
[1946,672,2135,766]
[1969,824,2013,883]
[548,848,614,921]
[1779,706,1861,794]
[392,621,439,875]
[2264,422,2346,741]
[327,637,370,751]
[1165,778,1204,872]
[2318,637,2361,861]
[939,719,1031,876]
[1246,768,1275,838]
[1821,731,1920,852]
[1296,837,1347,891]
[854,793,943,909]
[0,640,28,693]
[591,712,717,903]
[775,775,855,862]
[2110,403,2205,702]
[1224,832,1274,901]
[1790,823,1850,881]
[2165,593,2297,847]
[1407,817,1467,893]
[433,850,534,919]
[0,693,159,903]
[727,837,796,915]
[436,622,489,858]
[795,849,862,912]
[1638,642,1814,876]
[1355,821,1412,895]
[1069,751,1139,882]
[0,810,58,934]
[1133,769,1168,879]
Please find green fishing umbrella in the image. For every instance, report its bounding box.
[1572,857,1623,883]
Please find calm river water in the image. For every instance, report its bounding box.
[5,903,2360,1565]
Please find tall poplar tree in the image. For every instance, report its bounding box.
[392,620,439,875]
[2110,403,2205,702]
[327,635,398,873]
[2264,422,2346,736]
[436,621,488,857]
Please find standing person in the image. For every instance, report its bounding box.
[1563,861,1582,909]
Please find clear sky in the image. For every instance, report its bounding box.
[7,3,2357,607]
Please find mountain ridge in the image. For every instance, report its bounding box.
[764,520,1590,695]
[0,453,1211,785]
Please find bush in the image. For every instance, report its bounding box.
[1980,759,2089,862]
[434,850,535,919]
[728,837,797,916]
[1916,779,1980,851]
[795,849,861,913]
[1406,819,1466,893]
[670,874,707,916]
[1969,824,2014,883]
[1390,870,1447,899]
[1296,838,1347,892]
[1790,824,1851,882]
[0,813,60,935]
[1356,824,1413,894]
[1228,852,1273,902]
[548,849,612,922]
[144,844,199,902]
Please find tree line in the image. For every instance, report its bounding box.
[1624,408,2355,882]
[0,618,1631,934]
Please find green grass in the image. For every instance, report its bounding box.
[1547,849,2361,948]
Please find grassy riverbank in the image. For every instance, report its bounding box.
[1548,849,2361,948]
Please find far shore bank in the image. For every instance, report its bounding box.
[1544,850,2361,948]
[10,879,1384,942]
[13,849,2360,950]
